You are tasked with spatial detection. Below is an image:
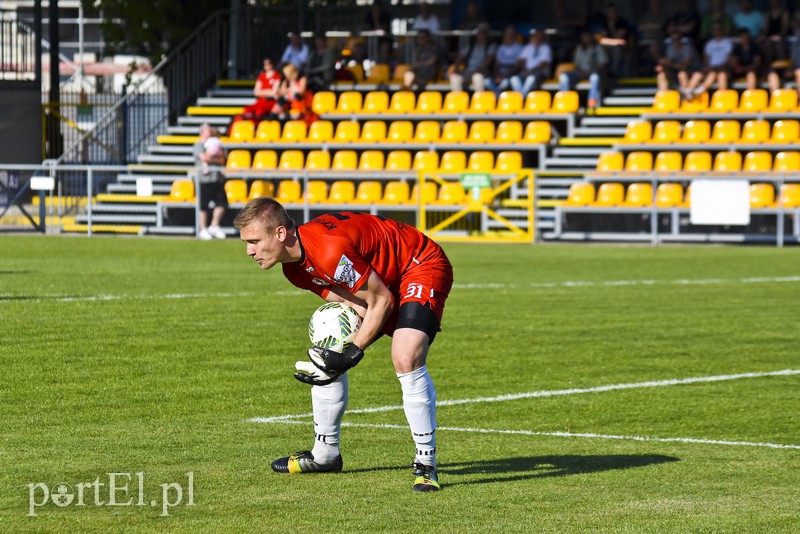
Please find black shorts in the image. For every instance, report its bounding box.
[199,181,228,210]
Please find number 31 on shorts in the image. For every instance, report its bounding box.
[404,282,434,301]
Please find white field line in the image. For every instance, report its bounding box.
[2,275,799,303]
[248,369,800,424]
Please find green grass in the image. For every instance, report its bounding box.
[1,236,798,532]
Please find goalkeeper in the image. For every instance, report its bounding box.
[234,198,453,492]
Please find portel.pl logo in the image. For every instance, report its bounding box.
[26,472,194,517]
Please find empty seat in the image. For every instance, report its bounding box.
[467,121,495,143]
[359,120,387,143]
[334,91,363,114]
[496,91,523,113]
[495,151,522,173]
[382,181,410,204]
[469,91,496,113]
[741,120,770,143]
[276,180,302,203]
[777,184,800,208]
[168,179,194,202]
[248,180,274,200]
[467,151,494,171]
[767,89,798,112]
[441,121,468,143]
[654,151,682,172]
[413,120,441,143]
[769,120,799,143]
[708,89,738,112]
[621,120,652,144]
[523,121,551,143]
[413,151,439,172]
[305,180,328,203]
[708,120,740,144]
[332,150,358,170]
[229,120,255,142]
[679,120,710,143]
[684,151,712,172]
[592,183,624,206]
[391,64,409,84]
[524,91,552,113]
[622,182,653,207]
[415,91,442,114]
[651,90,680,112]
[305,150,331,170]
[226,149,252,169]
[252,150,277,169]
[655,183,683,208]
[311,91,337,115]
[679,91,709,112]
[596,151,624,172]
[365,64,390,84]
[333,121,360,142]
[774,151,800,172]
[358,150,385,170]
[737,89,768,112]
[440,151,467,173]
[344,63,364,83]
[410,182,438,205]
[563,182,595,206]
[750,183,775,208]
[307,120,334,142]
[278,150,304,170]
[387,121,414,142]
[496,121,523,143]
[280,120,307,142]
[680,184,692,207]
[652,121,681,144]
[354,181,383,203]
[442,91,469,113]
[388,91,415,113]
[625,151,654,172]
[743,151,772,172]
[363,91,389,113]
[327,180,355,203]
[385,150,412,171]
[225,179,249,203]
[713,151,742,172]
[254,120,281,142]
[436,182,466,204]
[552,91,579,113]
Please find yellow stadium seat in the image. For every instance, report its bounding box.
[467,151,494,172]
[741,120,770,143]
[496,121,523,143]
[391,64,410,84]
[708,120,740,144]
[225,179,249,203]
[654,151,682,172]
[387,120,413,142]
[312,91,337,115]
[524,91,552,113]
[496,91,523,113]
[684,151,712,172]
[363,91,389,113]
[332,150,358,170]
[365,64,390,84]
[354,181,383,203]
[522,121,551,143]
[625,151,653,172]
[495,151,522,173]
[552,91,579,113]
[708,89,738,112]
[334,91,363,114]
[655,183,683,208]
[305,150,331,170]
[415,91,442,114]
[679,120,710,143]
[333,120,360,142]
[769,120,799,143]
[254,120,281,142]
[226,149,252,169]
[278,150,304,170]
[441,121,468,143]
[652,121,681,144]
[713,151,742,172]
[622,182,653,207]
[596,151,624,172]
[413,151,439,172]
[436,182,466,204]
[359,120,387,143]
[410,182,438,205]
[651,90,680,112]
[679,91,709,112]
[467,120,495,143]
[621,120,652,144]
[345,63,364,83]
[307,120,334,142]
[743,151,772,172]
[414,120,441,143]
[442,91,469,113]
[382,181,410,204]
[680,184,692,208]
[563,182,595,206]
[305,180,328,203]
[327,180,355,203]
[777,184,800,208]
[767,89,798,112]
[252,150,277,170]
[469,91,496,113]
[440,151,466,173]
[592,183,624,207]
[248,180,274,200]
[358,150,385,170]
[386,150,412,171]
[276,180,302,203]
[750,183,775,208]
[774,151,800,172]
[280,120,307,142]
[737,89,768,112]
[229,120,255,142]
[168,179,195,202]
[388,91,415,114]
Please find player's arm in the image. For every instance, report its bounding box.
[324,285,368,320]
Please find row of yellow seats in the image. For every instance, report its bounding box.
[598,150,800,173]
[565,182,800,209]
[311,90,579,116]
[225,149,523,174]
[168,178,476,206]
[652,88,799,114]
[228,118,552,145]
[621,119,799,145]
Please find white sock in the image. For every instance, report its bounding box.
[310,373,348,463]
[397,365,437,466]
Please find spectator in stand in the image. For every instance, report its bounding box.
[733,0,764,42]
[552,0,587,63]
[666,0,701,44]
[448,22,496,92]
[638,0,669,70]
[275,63,317,125]
[700,0,733,42]
[683,22,732,97]
[362,0,393,65]
[595,3,632,77]
[402,29,440,91]
[559,28,608,108]
[306,34,336,93]
[281,32,310,72]
[767,14,800,92]
[229,58,281,131]
[484,25,523,96]
[655,32,698,93]
[730,28,763,90]
[763,0,790,65]
[510,29,552,97]
[413,2,440,33]
[194,124,227,241]
[458,0,487,31]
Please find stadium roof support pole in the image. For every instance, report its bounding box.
[227,0,239,80]
[48,0,59,105]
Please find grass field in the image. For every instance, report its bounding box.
[1,235,798,533]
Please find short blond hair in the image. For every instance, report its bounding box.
[233,197,296,232]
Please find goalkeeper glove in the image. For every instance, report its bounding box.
[293,360,336,386]
[308,344,364,377]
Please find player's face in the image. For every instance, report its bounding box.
[240,221,285,270]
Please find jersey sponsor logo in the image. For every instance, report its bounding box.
[333,255,362,289]
[305,266,315,272]
[311,278,330,286]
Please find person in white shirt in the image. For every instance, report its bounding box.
[484,25,523,95]
[559,29,608,108]
[281,32,310,72]
[683,22,731,97]
[412,2,440,33]
[510,29,552,97]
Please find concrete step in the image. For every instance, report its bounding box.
[76,213,157,224]
[148,145,193,155]
[117,174,183,184]
[208,89,253,98]
[543,157,599,167]
[552,147,605,157]
[178,116,230,126]
[572,126,627,136]
[168,125,206,135]
[196,97,253,106]
[602,96,654,106]
[581,117,634,127]
[137,154,195,165]
[91,203,160,214]
[610,87,658,96]
[107,183,172,195]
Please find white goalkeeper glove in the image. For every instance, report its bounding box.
[293,360,336,386]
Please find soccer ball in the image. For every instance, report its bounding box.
[308,302,361,352]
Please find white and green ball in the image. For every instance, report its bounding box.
[308,302,362,352]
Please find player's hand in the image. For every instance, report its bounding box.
[294,360,336,386]
[308,344,364,376]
